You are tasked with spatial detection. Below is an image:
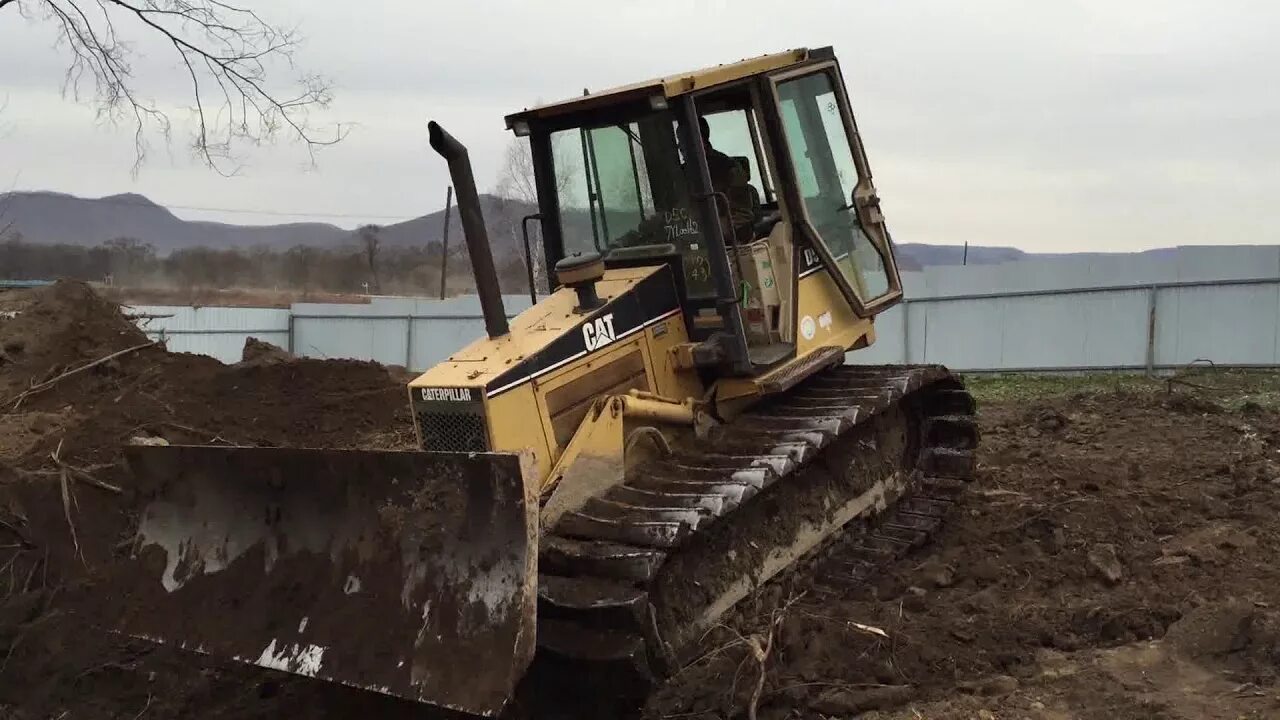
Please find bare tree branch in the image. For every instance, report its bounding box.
[493,135,579,290]
[5,0,347,175]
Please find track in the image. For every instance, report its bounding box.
[521,364,978,716]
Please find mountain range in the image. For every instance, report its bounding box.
[0,189,1065,269]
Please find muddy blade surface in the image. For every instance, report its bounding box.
[113,446,536,717]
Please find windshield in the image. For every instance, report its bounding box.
[551,112,715,296]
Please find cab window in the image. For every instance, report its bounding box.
[551,113,716,297]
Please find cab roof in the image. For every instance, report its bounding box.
[504,46,833,129]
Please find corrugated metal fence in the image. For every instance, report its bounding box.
[131,295,533,369]
[854,276,1280,371]
[129,277,1280,373]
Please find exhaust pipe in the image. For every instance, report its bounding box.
[428,121,509,339]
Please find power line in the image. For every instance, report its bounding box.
[169,202,418,221]
[0,191,426,222]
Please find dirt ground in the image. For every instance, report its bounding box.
[0,281,1277,719]
[647,379,1280,720]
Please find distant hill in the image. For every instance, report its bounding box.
[0,191,351,251]
[894,243,1027,270]
[0,190,546,261]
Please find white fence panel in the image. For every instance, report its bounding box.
[1154,283,1280,367]
[997,290,1150,369]
[127,304,290,364]
[408,316,490,369]
[913,298,1004,369]
[292,316,411,366]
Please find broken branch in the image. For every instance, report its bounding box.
[746,591,806,720]
[52,440,86,566]
[6,340,158,409]
[48,454,123,495]
[0,518,34,550]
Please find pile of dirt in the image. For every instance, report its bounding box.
[1165,601,1280,686]
[239,336,294,366]
[0,281,419,720]
[0,280,150,401]
[646,388,1280,720]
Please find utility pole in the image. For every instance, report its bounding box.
[962,241,969,266]
[439,186,453,300]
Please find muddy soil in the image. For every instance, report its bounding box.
[0,281,1277,719]
[648,391,1280,719]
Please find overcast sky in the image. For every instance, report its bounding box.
[2,0,1277,252]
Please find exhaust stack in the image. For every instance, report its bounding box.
[428,121,509,339]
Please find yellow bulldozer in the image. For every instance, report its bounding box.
[113,47,978,716]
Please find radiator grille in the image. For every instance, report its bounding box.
[416,409,488,452]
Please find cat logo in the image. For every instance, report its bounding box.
[582,313,617,351]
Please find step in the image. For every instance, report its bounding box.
[883,512,942,533]
[926,388,976,416]
[898,496,953,518]
[919,448,976,479]
[924,415,980,451]
[818,558,879,587]
[582,497,708,529]
[873,525,930,548]
[865,534,914,554]
[555,512,689,549]
[919,476,968,496]
[845,545,898,564]
[661,453,795,477]
[704,427,836,454]
[605,486,726,515]
[540,536,666,583]
[744,409,858,435]
[537,575,649,629]
[707,439,817,465]
[624,477,758,506]
[537,618,650,668]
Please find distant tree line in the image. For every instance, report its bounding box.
[0,228,536,298]
[0,136,550,298]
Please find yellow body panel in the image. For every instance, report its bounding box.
[533,336,650,468]
[409,266,661,392]
[487,384,556,487]
[505,48,813,125]
[794,268,874,357]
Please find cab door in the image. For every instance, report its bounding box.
[765,61,903,316]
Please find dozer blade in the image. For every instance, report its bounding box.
[111,445,537,717]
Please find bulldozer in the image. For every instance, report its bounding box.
[112,47,978,717]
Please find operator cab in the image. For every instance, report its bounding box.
[507,47,903,376]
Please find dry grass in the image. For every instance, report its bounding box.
[964,368,1280,410]
[97,285,373,308]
